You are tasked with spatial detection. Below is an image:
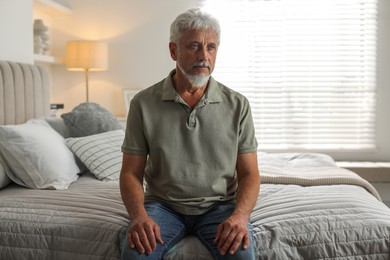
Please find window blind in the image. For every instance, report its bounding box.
[201,0,377,151]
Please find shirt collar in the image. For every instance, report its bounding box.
[162,69,222,103]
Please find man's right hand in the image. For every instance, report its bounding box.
[127,215,164,255]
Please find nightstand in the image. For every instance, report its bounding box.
[50,103,64,118]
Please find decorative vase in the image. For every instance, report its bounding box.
[33,19,50,55]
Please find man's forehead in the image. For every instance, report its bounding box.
[181,29,218,43]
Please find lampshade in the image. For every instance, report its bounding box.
[66,41,108,71]
[65,41,108,102]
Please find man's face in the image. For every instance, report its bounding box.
[170,28,219,79]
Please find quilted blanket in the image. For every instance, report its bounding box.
[0,174,128,260]
[252,183,390,259]
[260,165,381,200]
[250,153,390,259]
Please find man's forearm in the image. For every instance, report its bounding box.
[215,152,260,255]
[119,154,148,220]
[120,173,147,220]
[233,173,260,219]
[233,152,260,219]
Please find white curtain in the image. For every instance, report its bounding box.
[201,0,377,151]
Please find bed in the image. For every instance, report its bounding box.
[0,60,389,260]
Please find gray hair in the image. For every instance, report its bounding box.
[169,8,221,45]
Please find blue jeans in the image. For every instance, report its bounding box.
[121,202,255,260]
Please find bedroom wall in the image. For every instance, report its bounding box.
[0,0,33,64]
[372,0,390,161]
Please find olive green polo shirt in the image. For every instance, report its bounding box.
[122,70,257,215]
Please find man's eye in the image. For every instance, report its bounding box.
[208,46,215,51]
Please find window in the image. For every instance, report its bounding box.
[201,0,377,151]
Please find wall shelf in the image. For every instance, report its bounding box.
[34,54,63,64]
[33,0,70,65]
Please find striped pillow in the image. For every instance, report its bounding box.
[66,130,124,181]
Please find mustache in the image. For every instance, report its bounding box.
[191,62,211,70]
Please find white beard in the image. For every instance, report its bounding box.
[178,63,210,88]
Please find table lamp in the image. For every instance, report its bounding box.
[66,41,108,102]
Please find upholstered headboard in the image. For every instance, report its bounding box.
[0,61,50,125]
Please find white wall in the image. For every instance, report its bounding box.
[0,0,33,63]
[372,0,390,161]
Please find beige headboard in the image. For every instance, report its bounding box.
[0,61,50,125]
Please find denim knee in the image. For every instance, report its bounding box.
[121,230,168,260]
[121,202,186,260]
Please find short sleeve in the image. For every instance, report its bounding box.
[238,97,258,154]
[121,95,149,155]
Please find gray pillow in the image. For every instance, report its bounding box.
[61,102,123,137]
[46,118,72,138]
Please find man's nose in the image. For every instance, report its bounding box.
[198,46,209,61]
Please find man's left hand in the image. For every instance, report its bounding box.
[214,213,250,255]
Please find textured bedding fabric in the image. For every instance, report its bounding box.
[254,154,390,259]
[0,174,128,260]
[252,184,390,259]
[0,154,390,259]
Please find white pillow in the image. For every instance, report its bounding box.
[0,119,80,189]
[66,130,124,181]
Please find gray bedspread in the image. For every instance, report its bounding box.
[1,153,390,259]
[252,153,390,259]
[252,184,390,259]
[0,174,128,260]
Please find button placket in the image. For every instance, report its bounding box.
[188,110,196,128]
[187,100,208,129]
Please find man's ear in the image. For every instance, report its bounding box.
[169,42,178,61]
